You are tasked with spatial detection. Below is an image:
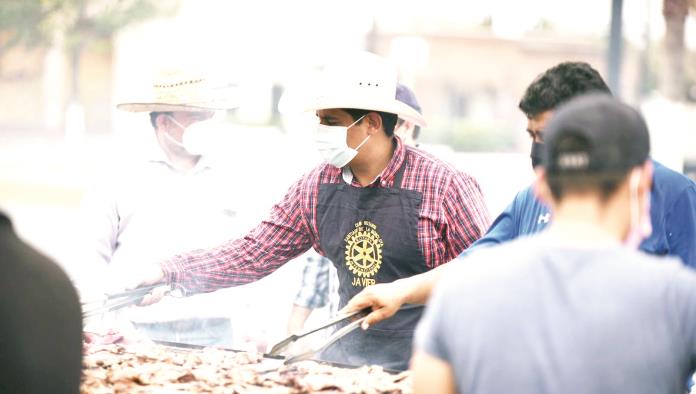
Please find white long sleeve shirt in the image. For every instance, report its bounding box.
[79,134,255,323]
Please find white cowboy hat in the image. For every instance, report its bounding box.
[117,69,240,112]
[306,52,427,128]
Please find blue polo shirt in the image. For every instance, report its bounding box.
[463,160,696,268]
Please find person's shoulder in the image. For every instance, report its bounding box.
[1,227,78,297]
[592,246,690,286]
[653,160,696,192]
[297,162,340,188]
[406,145,478,185]
[85,159,158,197]
[407,145,459,173]
[508,184,545,212]
[625,249,687,273]
[514,184,537,201]
[443,237,541,288]
[629,251,696,301]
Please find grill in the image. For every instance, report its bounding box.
[81,340,412,393]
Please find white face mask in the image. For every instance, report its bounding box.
[314,115,369,168]
[624,167,652,249]
[163,115,216,156]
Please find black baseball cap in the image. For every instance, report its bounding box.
[543,93,650,176]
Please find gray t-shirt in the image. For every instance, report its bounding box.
[416,235,696,394]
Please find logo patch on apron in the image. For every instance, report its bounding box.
[344,220,384,286]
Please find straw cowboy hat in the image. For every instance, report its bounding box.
[307,51,427,128]
[117,69,240,112]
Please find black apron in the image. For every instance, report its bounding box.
[316,158,428,371]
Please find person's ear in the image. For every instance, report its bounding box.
[533,167,553,206]
[365,112,382,135]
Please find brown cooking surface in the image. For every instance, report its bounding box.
[81,343,412,393]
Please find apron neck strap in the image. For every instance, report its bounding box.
[392,155,408,189]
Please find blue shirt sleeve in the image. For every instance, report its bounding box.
[458,186,552,259]
[459,188,527,256]
[464,199,518,251]
[665,183,696,269]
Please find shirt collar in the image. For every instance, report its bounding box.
[341,135,406,186]
[145,132,211,173]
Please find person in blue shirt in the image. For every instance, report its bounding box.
[467,61,696,267]
[343,61,696,328]
[412,94,696,394]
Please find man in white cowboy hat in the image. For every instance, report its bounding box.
[78,68,244,347]
[127,52,491,370]
[285,82,427,336]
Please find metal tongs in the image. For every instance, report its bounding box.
[268,307,371,364]
[81,284,176,319]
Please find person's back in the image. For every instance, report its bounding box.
[418,236,696,394]
[0,212,82,394]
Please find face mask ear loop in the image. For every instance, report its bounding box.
[628,169,641,239]
[165,115,187,131]
[347,114,367,130]
[160,115,191,152]
[348,115,370,151]
[354,134,371,151]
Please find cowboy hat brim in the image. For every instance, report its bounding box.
[307,97,428,128]
[117,98,239,113]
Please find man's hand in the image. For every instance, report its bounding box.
[140,282,169,306]
[342,265,451,329]
[133,263,167,306]
[341,280,409,330]
[107,263,167,306]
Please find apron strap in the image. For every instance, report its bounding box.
[392,154,408,189]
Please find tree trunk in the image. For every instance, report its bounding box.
[64,43,85,142]
[69,44,81,102]
[661,0,688,100]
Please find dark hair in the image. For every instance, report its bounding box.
[149,112,173,129]
[519,62,612,118]
[546,134,626,201]
[342,109,398,137]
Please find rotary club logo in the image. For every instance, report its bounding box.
[344,220,384,283]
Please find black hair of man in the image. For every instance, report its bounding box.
[519,62,612,118]
[342,109,399,137]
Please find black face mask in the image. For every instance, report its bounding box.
[530,141,544,169]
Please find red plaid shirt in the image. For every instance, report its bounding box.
[163,137,491,293]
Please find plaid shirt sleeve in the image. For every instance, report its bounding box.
[440,171,491,263]
[162,175,315,294]
[293,255,331,309]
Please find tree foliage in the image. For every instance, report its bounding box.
[0,0,173,55]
